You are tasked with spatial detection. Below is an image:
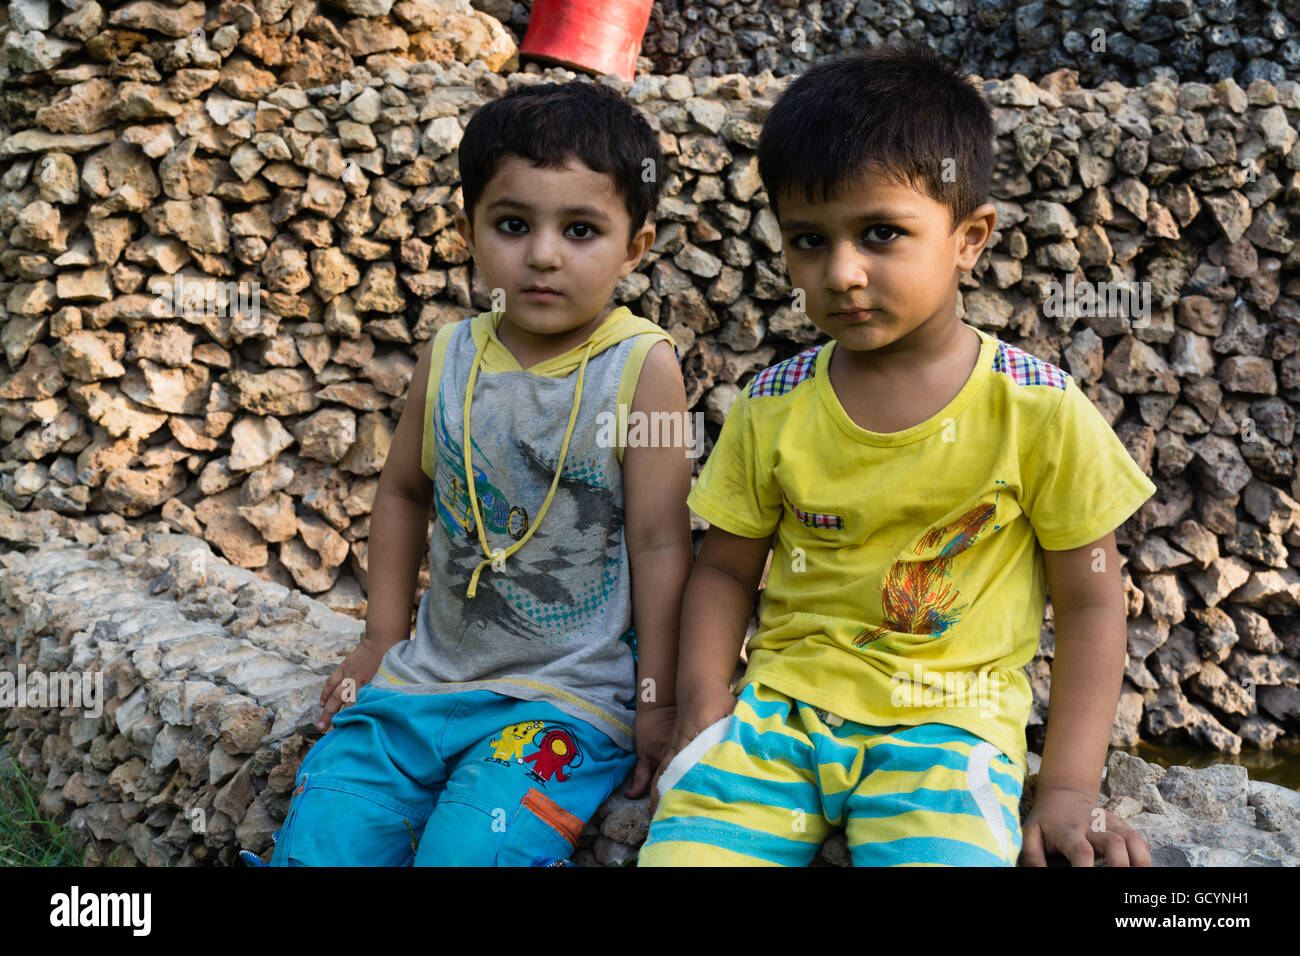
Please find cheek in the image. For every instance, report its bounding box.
[890,252,941,288]
[485,240,524,273]
[471,236,499,264]
[578,247,621,280]
[784,259,817,292]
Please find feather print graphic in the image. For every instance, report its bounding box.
[853,502,997,647]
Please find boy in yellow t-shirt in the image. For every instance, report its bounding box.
[640,45,1157,867]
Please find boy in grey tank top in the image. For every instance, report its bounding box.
[271,82,693,866]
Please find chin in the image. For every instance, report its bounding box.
[838,327,917,355]
[830,336,885,351]
[511,315,587,337]
[823,321,882,341]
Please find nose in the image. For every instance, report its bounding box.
[825,238,868,294]
[525,225,563,271]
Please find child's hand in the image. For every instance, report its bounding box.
[1019,785,1152,867]
[317,638,390,732]
[648,684,738,817]
[625,705,677,801]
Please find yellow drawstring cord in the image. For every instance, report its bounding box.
[462,335,597,598]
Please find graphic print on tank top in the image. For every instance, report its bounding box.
[430,377,624,647]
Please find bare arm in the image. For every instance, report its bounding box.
[365,336,438,647]
[364,492,432,648]
[622,341,694,710]
[1022,530,1151,866]
[317,336,437,726]
[621,341,694,795]
[675,525,772,726]
[1035,531,1127,798]
[643,522,770,811]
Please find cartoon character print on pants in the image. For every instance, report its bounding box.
[524,728,584,784]
[486,720,546,765]
[482,720,585,786]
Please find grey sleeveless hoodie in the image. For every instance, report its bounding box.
[372,307,675,752]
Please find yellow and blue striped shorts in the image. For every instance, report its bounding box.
[640,682,1025,866]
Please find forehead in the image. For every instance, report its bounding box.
[777,167,949,227]
[481,154,627,220]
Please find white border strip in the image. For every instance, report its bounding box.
[967,741,1010,859]
[657,715,733,798]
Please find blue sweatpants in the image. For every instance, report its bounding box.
[270,685,635,866]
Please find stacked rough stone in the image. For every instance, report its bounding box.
[2,3,1300,772]
[0,520,359,865]
[0,0,524,618]
[479,0,1300,88]
[0,521,715,866]
[4,522,1298,866]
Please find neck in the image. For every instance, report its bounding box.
[496,304,616,367]
[834,306,971,379]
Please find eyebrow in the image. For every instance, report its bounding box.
[780,209,921,230]
[485,198,611,221]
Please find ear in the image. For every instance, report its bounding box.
[454,210,475,253]
[955,202,997,271]
[619,221,656,278]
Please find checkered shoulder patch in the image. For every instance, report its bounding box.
[747,345,824,399]
[991,340,1069,390]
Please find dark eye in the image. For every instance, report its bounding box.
[567,223,598,239]
[498,217,527,234]
[866,225,901,243]
[791,233,824,251]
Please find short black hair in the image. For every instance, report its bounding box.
[757,43,994,233]
[458,80,663,245]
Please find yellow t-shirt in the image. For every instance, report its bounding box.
[687,323,1157,774]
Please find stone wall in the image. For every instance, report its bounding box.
[4,520,1298,866]
[477,0,1300,88]
[1,517,353,865]
[2,2,1300,780]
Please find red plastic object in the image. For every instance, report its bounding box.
[519,0,655,81]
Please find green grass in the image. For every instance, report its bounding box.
[0,746,82,866]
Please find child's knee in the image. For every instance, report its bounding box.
[269,715,435,867]
[271,772,432,866]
